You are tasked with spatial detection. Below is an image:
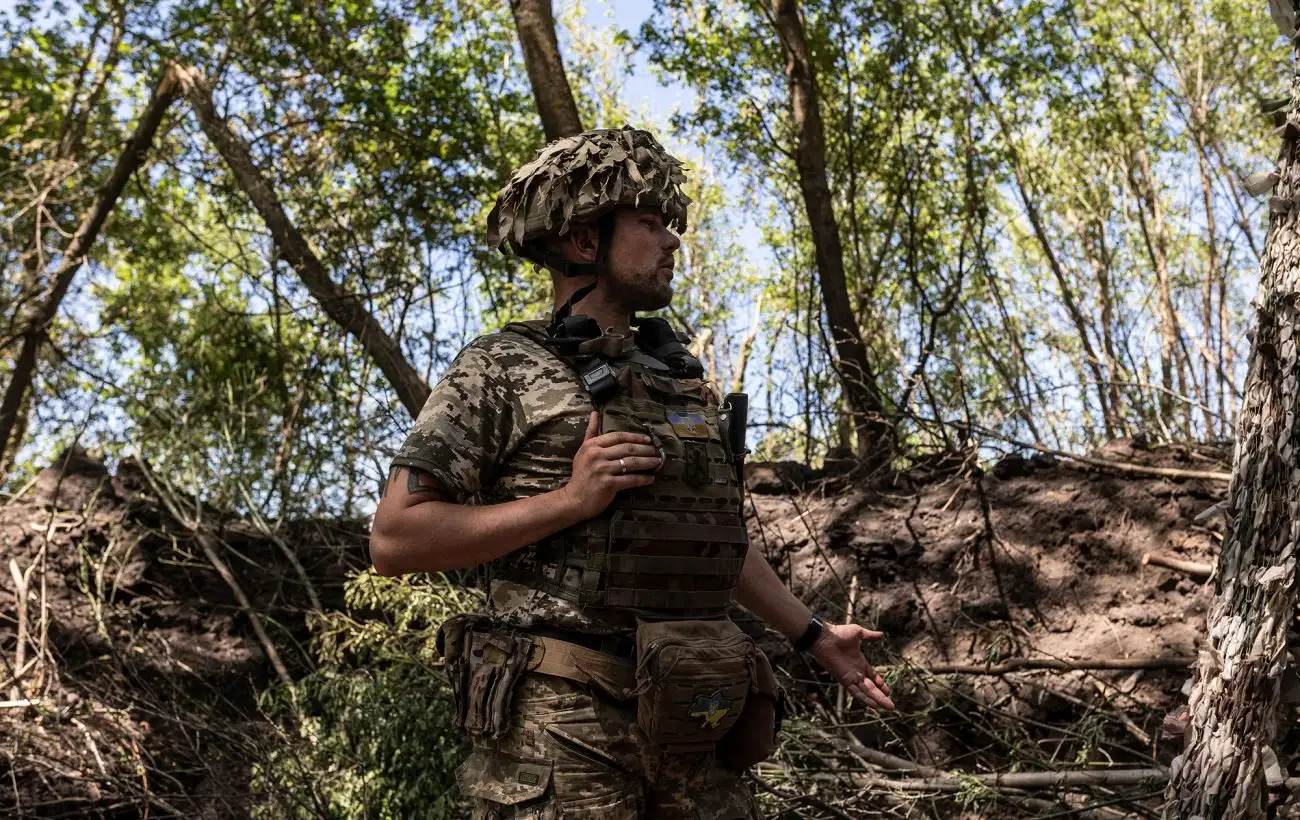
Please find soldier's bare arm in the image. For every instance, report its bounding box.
[735,546,895,711]
[370,413,659,576]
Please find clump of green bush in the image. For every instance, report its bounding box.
[252,572,482,819]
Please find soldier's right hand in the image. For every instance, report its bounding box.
[560,412,660,519]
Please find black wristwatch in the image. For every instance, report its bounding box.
[792,615,825,653]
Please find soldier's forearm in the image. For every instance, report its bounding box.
[370,483,586,576]
[735,545,813,642]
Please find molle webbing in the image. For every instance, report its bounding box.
[493,321,748,618]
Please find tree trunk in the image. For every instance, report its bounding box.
[959,59,1114,436]
[1191,97,1229,438]
[509,0,583,141]
[1075,215,1125,435]
[770,0,891,463]
[1129,143,1184,433]
[173,64,431,420]
[0,69,181,473]
[1165,33,1300,817]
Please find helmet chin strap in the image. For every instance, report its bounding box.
[547,213,616,335]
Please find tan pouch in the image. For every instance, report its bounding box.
[436,613,476,732]
[717,649,785,770]
[438,615,532,740]
[633,618,756,752]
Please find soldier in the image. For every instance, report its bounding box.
[370,126,894,819]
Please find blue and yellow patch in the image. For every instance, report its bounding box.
[689,690,733,729]
[668,411,708,439]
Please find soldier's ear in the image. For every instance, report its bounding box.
[566,221,599,263]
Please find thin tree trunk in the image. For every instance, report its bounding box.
[0,9,127,468]
[770,0,891,463]
[1129,143,1184,433]
[1074,214,1124,436]
[173,64,431,420]
[958,57,1113,434]
[729,293,763,394]
[1189,56,1223,439]
[508,0,583,141]
[0,69,181,473]
[1166,29,1300,817]
[1192,111,1235,435]
[1196,132,1221,438]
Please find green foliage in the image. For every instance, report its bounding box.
[252,572,482,819]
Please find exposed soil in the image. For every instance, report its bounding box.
[744,439,1229,817]
[0,439,1237,817]
[0,450,367,818]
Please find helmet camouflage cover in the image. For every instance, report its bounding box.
[487,125,691,257]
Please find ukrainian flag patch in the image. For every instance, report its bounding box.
[668,411,708,439]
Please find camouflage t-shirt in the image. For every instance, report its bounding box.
[390,325,639,633]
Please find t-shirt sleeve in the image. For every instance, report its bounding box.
[389,342,515,501]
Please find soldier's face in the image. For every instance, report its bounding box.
[603,207,681,312]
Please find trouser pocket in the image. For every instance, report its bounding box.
[458,751,555,819]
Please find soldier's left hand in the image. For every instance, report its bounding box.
[810,624,895,710]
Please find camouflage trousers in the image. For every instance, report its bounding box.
[456,672,762,819]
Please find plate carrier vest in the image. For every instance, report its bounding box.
[493,321,748,621]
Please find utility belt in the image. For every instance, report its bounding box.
[437,614,784,770]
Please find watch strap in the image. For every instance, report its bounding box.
[793,615,825,653]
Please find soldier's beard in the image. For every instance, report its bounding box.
[605,267,673,313]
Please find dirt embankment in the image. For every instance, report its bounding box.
[0,450,368,817]
[1,439,1230,817]
[746,439,1230,815]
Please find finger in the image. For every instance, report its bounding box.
[848,682,893,711]
[875,674,890,695]
[590,431,653,448]
[604,456,662,474]
[854,626,885,642]
[603,443,662,460]
[610,474,656,490]
[858,677,895,710]
[584,411,601,441]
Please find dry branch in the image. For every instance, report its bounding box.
[134,458,292,686]
[192,531,292,685]
[171,63,431,420]
[956,420,1233,482]
[893,656,1195,676]
[809,730,1154,819]
[7,559,27,701]
[1142,552,1212,578]
[0,70,180,470]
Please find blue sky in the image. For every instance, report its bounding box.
[579,1,695,122]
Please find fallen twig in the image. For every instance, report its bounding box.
[804,769,1151,817]
[945,419,1233,482]
[751,776,856,820]
[895,656,1194,676]
[817,728,1131,818]
[135,457,293,686]
[1141,552,1212,579]
[812,767,1167,791]
[8,558,28,701]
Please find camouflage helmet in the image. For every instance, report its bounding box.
[487,125,691,260]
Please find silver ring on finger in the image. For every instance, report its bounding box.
[619,458,627,475]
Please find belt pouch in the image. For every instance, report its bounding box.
[439,616,532,740]
[633,618,755,752]
[718,648,785,770]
